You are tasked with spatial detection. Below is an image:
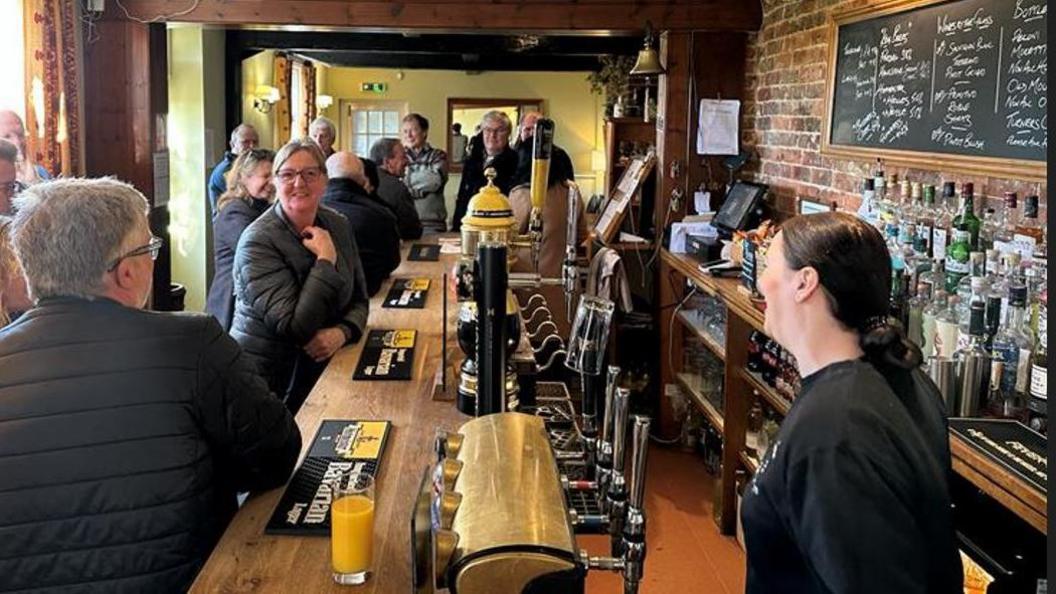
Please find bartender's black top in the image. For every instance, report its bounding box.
[740,359,964,594]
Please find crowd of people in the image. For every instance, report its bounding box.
[0,106,587,592]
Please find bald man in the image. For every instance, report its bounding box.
[512,111,575,188]
[321,151,400,296]
[0,110,49,184]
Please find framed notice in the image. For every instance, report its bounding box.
[265,420,392,535]
[593,152,656,245]
[383,278,430,309]
[353,329,417,380]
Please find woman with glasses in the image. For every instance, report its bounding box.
[230,138,369,414]
[205,148,275,331]
[451,110,518,232]
[741,212,962,593]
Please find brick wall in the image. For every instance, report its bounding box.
[740,0,1046,218]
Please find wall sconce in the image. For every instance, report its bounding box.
[253,85,280,114]
[316,94,334,110]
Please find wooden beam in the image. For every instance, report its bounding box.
[103,1,762,32]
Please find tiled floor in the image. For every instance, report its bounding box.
[582,444,747,594]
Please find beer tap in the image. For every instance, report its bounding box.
[606,387,631,556]
[527,118,554,271]
[578,412,652,594]
[596,365,620,513]
[622,416,651,594]
[563,178,582,322]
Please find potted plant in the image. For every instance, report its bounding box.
[588,55,635,118]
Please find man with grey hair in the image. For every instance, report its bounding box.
[370,137,423,240]
[208,123,260,218]
[322,151,401,295]
[0,138,20,215]
[452,109,517,231]
[309,116,338,158]
[0,177,300,592]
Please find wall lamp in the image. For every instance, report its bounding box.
[253,85,280,114]
[316,94,334,110]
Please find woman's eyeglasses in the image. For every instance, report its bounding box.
[275,167,325,185]
[107,236,164,271]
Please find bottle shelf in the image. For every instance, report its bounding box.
[675,372,724,433]
[676,310,727,361]
[739,368,792,416]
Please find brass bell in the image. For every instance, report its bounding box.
[630,25,665,76]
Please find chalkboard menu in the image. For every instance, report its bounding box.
[823,0,1046,180]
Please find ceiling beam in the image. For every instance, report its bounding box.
[294,49,603,71]
[102,1,763,32]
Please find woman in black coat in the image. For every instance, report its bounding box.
[230,139,370,414]
[205,148,274,331]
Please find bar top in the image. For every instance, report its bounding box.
[191,240,468,593]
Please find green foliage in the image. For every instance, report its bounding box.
[587,55,635,102]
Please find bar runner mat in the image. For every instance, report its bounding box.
[265,419,392,535]
[407,243,440,261]
[948,418,1046,494]
[382,278,430,309]
[353,329,416,380]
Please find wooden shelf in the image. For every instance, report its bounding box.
[739,449,760,474]
[739,368,792,417]
[676,310,726,360]
[675,372,724,433]
[606,241,654,251]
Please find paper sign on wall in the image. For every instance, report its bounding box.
[696,99,740,155]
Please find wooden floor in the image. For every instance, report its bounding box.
[581,444,747,594]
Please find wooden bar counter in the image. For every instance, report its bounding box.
[191,240,467,593]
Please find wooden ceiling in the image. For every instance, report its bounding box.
[233,29,644,71]
[105,0,763,32]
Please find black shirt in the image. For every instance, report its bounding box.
[451,146,518,232]
[322,177,401,297]
[741,359,963,594]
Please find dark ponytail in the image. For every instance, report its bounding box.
[780,212,922,371]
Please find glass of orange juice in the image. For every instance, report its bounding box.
[330,471,375,585]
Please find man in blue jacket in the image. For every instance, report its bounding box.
[0,177,301,593]
[208,123,260,218]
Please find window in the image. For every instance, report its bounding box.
[289,62,305,140]
[0,0,24,118]
[345,103,404,157]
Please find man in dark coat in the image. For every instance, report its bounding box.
[0,177,301,593]
[511,111,575,188]
[452,110,518,232]
[207,123,259,219]
[322,151,401,296]
[369,138,423,240]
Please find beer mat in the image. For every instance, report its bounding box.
[353,329,417,380]
[265,419,392,535]
[949,418,1047,494]
[408,243,440,261]
[382,278,430,309]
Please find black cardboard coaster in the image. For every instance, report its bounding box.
[382,278,430,309]
[408,243,440,261]
[265,420,391,535]
[353,329,416,380]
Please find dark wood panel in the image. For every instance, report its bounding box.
[103,1,762,32]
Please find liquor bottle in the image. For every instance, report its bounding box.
[989,285,1034,417]
[956,276,987,352]
[907,280,931,349]
[857,177,878,228]
[951,182,982,249]
[747,330,762,372]
[897,179,915,248]
[934,295,961,359]
[955,252,987,319]
[932,182,955,263]
[945,191,978,291]
[914,183,934,258]
[978,208,996,252]
[954,300,991,417]
[992,252,1022,322]
[1015,195,1045,247]
[982,250,1004,345]
[989,192,1019,253]
[1027,289,1047,434]
[922,290,948,359]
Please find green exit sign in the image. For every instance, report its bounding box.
[361,82,388,93]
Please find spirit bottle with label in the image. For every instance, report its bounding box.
[988,286,1033,419]
[922,289,948,359]
[945,187,978,291]
[1027,289,1047,434]
[989,192,1019,253]
[1015,195,1044,245]
[954,300,991,417]
[950,182,981,249]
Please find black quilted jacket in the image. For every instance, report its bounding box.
[230,202,369,399]
[0,297,301,593]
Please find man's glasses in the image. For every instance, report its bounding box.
[275,167,325,185]
[107,235,164,271]
[0,181,26,195]
[481,126,508,137]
